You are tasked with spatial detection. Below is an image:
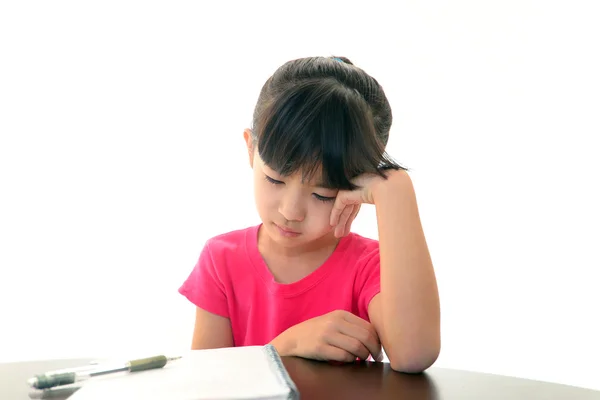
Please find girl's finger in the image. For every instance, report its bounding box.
[334,205,354,238]
[330,197,348,227]
[343,205,361,237]
[321,345,357,363]
[337,318,382,362]
[325,333,371,361]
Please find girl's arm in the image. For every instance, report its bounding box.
[368,170,441,373]
[191,307,234,349]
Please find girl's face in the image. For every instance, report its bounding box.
[245,130,339,250]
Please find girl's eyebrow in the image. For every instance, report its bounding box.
[311,180,336,190]
[262,166,278,176]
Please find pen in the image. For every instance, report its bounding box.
[27,355,182,390]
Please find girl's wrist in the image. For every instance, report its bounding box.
[270,329,296,357]
[372,169,411,203]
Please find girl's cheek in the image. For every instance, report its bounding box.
[308,205,333,227]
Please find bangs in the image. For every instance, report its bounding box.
[254,79,394,191]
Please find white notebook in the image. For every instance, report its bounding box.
[67,345,299,400]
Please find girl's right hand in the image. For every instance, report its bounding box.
[270,310,384,363]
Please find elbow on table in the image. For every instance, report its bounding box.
[387,346,440,374]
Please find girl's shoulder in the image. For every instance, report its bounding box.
[331,231,380,269]
[347,231,380,254]
[200,225,260,263]
[205,224,259,246]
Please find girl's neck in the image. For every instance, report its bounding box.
[257,226,341,284]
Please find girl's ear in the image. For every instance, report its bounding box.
[243,129,255,167]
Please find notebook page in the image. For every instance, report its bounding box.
[68,346,292,400]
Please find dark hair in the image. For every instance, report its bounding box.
[250,56,407,191]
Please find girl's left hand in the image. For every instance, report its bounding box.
[329,173,386,238]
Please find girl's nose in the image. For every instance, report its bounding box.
[278,192,305,222]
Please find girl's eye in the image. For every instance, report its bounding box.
[313,193,336,203]
[265,175,283,185]
[265,174,335,202]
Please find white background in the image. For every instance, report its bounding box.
[1,0,599,392]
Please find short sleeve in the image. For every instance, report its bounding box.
[355,247,381,322]
[178,241,229,318]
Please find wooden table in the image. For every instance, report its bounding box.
[2,357,599,399]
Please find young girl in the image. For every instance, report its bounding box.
[179,56,440,373]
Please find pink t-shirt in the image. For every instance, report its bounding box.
[178,224,381,347]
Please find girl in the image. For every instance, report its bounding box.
[179,56,440,373]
